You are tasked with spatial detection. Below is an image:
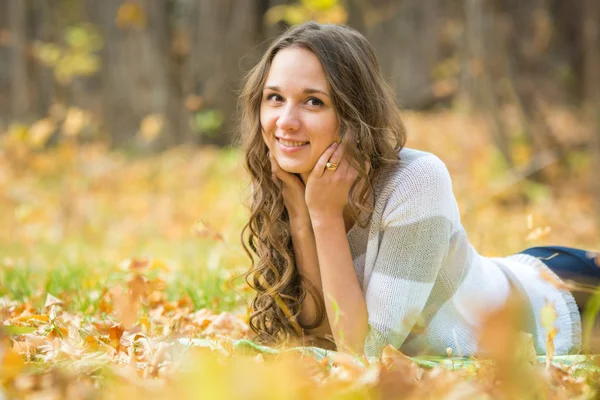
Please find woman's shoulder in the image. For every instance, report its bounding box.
[398,147,448,170]
[378,147,453,189]
[374,147,457,224]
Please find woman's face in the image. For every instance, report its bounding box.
[260,47,339,178]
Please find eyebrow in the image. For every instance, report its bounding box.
[264,85,330,98]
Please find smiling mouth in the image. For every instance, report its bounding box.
[277,138,310,147]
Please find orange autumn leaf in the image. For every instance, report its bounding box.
[1,346,25,380]
[381,345,422,378]
[377,345,423,397]
[109,324,125,351]
[109,286,139,330]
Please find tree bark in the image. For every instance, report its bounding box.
[582,0,600,222]
[8,0,29,122]
[463,0,513,167]
[31,0,55,116]
[0,0,10,125]
[96,0,180,148]
[358,0,441,109]
[186,0,263,146]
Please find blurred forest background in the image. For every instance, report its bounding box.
[0,0,597,144]
[2,0,600,395]
[2,2,600,397]
[0,0,599,249]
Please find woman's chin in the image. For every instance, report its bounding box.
[278,162,311,176]
[282,168,307,175]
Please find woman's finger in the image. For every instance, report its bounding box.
[326,142,344,167]
[311,141,338,178]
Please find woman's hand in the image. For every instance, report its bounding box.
[269,152,310,224]
[305,142,360,221]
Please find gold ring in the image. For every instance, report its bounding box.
[326,162,339,171]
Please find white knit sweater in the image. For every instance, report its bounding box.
[348,148,581,357]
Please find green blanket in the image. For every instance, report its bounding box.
[176,338,598,372]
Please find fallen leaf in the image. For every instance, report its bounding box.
[44,293,64,309]
[1,344,25,380]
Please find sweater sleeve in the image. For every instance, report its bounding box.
[363,155,455,357]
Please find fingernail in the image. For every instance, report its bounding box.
[331,142,338,148]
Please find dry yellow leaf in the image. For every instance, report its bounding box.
[10,314,50,325]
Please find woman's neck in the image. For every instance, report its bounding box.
[300,172,310,185]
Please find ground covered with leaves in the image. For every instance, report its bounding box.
[1,110,599,399]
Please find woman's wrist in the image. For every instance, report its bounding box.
[289,215,313,234]
[308,211,344,230]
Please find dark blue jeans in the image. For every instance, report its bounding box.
[519,246,600,312]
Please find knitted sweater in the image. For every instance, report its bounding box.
[348,148,581,357]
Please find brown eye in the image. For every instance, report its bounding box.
[306,97,324,107]
[266,93,283,102]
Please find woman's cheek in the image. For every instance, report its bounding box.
[261,133,273,152]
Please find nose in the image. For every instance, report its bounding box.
[276,104,300,131]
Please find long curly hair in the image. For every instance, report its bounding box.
[238,22,407,345]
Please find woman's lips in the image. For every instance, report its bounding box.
[277,138,309,153]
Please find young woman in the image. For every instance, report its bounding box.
[238,22,598,357]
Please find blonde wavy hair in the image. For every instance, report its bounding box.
[238,22,407,345]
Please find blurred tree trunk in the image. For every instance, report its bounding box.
[463,0,513,167]
[346,0,367,33]
[497,0,565,166]
[94,0,182,148]
[8,0,30,122]
[90,0,263,147]
[551,0,586,101]
[186,0,263,146]
[0,1,10,125]
[582,0,600,221]
[349,0,442,109]
[30,0,55,117]
[0,0,597,152]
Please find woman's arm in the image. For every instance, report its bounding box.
[289,217,334,347]
[310,213,369,354]
[268,152,334,346]
[270,143,369,353]
[302,142,369,354]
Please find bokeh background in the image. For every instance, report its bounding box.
[1,1,600,397]
[1,0,599,146]
[0,0,599,305]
